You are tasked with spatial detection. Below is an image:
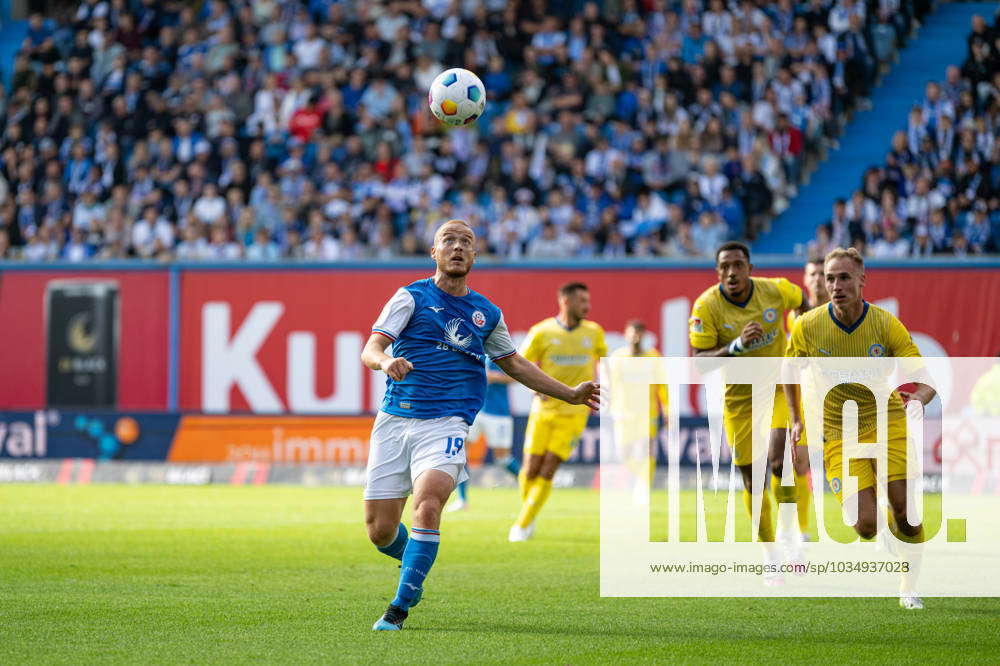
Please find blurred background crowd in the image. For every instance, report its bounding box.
[0,0,997,262]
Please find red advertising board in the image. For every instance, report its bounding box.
[177,266,1000,414]
[0,271,169,409]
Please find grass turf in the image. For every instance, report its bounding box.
[1,484,997,664]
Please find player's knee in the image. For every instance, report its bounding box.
[793,451,810,475]
[891,508,921,537]
[854,517,877,540]
[365,516,396,547]
[737,465,754,488]
[413,498,444,527]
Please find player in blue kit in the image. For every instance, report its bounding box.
[445,358,519,512]
[361,220,600,631]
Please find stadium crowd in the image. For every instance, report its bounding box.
[809,12,1000,259]
[0,0,951,261]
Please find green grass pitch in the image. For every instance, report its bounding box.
[1,484,997,663]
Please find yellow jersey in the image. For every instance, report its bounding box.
[609,346,669,422]
[786,302,921,438]
[521,317,607,416]
[689,277,803,405]
[971,365,1000,416]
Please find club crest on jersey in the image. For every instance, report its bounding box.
[868,343,886,357]
[830,477,841,494]
[471,310,486,327]
[444,318,472,348]
[691,317,704,333]
[762,308,778,323]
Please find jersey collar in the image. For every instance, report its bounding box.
[719,281,754,308]
[555,316,580,331]
[828,301,869,334]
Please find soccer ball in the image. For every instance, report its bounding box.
[428,68,487,127]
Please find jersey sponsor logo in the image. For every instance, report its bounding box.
[868,343,886,357]
[549,354,592,365]
[471,310,486,327]
[744,329,778,351]
[762,308,778,323]
[444,318,472,349]
[428,306,444,313]
[690,317,704,333]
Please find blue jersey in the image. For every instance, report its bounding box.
[372,278,516,424]
[482,359,511,416]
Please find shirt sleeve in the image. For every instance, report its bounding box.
[887,315,921,357]
[371,288,415,341]
[594,325,608,358]
[689,297,718,350]
[484,313,517,360]
[786,317,809,357]
[519,324,543,363]
[771,277,804,312]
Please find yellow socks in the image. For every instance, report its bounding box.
[518,468,529,503]
[516,477,553,529]
[743,488,775,542]
[794,470,812,536]
[772,478,797,505]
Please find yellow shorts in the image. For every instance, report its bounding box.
[524,410,589,461]
[824,416,909,504]
[611,411,658,446]
[724,388,789,466]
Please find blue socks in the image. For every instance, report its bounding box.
[377,523,408,561]
[501,455,521,477]
[391,527,440,610]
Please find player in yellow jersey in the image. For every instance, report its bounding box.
[689,242,811,580]
[509,282,607,542]
[784,247,936,609]
[783,257,830,542]
[970,352,1000,416]
[610,320,669,505]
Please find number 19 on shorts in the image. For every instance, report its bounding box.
[445,436,464,457]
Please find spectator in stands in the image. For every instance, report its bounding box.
[965,201,994,254]
[869,223,909,258]
[0,0,937,262]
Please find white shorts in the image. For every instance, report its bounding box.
[364,411,470,500]
[468,412,514,450]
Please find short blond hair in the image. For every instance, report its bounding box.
[824,247,864,271]
[433,219,475,241]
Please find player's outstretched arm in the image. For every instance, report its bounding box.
[361,333,413,381]
[494,353,600,410]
